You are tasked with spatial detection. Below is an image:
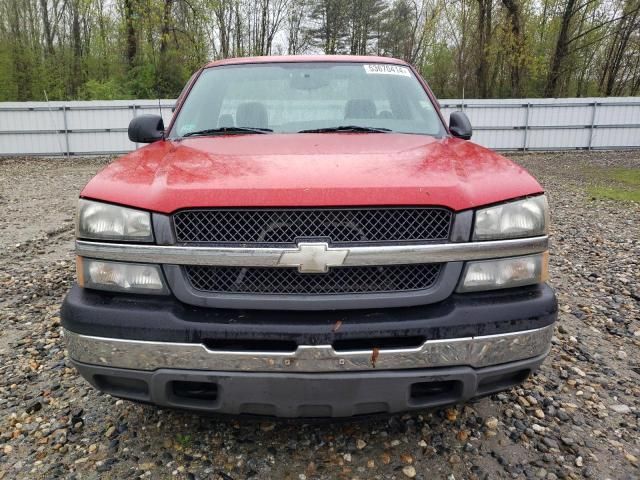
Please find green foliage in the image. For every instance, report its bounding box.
[127,63,160,99]
[176,434,192,447]
[421,42,457,98]
[0,0,638,101]
[0,45,17,101]
[157,50,188,98]
[79,79,132,100]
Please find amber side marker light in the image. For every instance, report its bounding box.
[540,250,550,283]
[76,256,85,287]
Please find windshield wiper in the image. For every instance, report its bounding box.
[183,126,273,137]
[298,125,392,134]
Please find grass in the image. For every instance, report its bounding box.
[586,167,640,202]
[176,434,192,448]
[588,186,640,202]
[607,167,640,186]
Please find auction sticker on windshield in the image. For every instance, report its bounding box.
[363,64,411,76]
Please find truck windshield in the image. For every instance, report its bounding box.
[170,62,444,138]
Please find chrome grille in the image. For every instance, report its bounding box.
[184,264,442,295]
[173,208,452,245]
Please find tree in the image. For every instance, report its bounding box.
[308,0,349,54]
[123,0,137,68]
[501,0,525,96]
[545,0,578,97]
[287,0,311,54]
[0,0,639,101]
[599,0,640,95]
[346,0,386,55]
[380,0,418,61]
[545,0,640,97]
[475,0,493,98]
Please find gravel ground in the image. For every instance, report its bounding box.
[0,151,639,480]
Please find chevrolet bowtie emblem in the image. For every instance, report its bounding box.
[278,242,349,273]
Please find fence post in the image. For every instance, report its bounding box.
[62,106,70,157]
[587,102,597,150]
[523,102,531,151]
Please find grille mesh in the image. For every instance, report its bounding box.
[174,208,452,245]
[185,264,442,295]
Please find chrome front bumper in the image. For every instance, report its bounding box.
[64,324,554,373]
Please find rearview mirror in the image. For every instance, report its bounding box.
[128,114,164,143]
[289,71,330,90]
[449,111,472,140]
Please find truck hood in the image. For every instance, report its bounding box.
[81,134,543,213]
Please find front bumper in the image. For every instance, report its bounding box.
[65,325,553,372]
[71,354,547,417]
[61,283,557,417]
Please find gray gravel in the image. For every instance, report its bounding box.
[0,152,639,479]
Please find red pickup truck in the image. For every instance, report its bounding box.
[62,55,556,417]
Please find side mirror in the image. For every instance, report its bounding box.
[449,111,472,140]
[128,114,164,143]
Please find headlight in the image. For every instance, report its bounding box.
[457,253,548,292]
[77,258,167,294]
[77,199,153,241]
[474,195,548,240]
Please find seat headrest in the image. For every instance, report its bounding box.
[344,99,376,119]
[236,102,268,128]
[218,114,235,128]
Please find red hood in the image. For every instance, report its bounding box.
[81,134,543,213]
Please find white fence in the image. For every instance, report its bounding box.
[0,97,638,156]
[0,100,175,156]
[439,97,640,151]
